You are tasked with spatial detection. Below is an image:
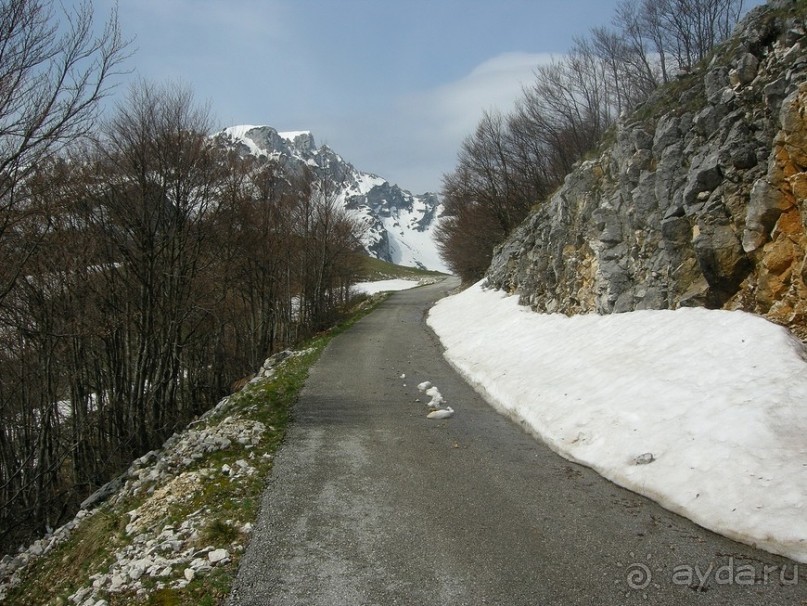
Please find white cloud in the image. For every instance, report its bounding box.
[354,52,555,192]
[317,52,556,194]
[404,52,555,142]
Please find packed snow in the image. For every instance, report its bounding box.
[418,381,445,408]
[379,195,449,272]
[427,406,454,419]
[343,173,388,197]
[416,381,454,419]
[427,280,807,563]
[222,124,260,140]
[221,125,264,156]
[383,211,448,273]
[224,125,310,145]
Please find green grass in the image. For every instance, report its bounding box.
[3,294,388,606]
[2,509,125,605]
[356,254,447,281]
[201,519,240,546]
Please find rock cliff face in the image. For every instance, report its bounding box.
[487,1,807,338]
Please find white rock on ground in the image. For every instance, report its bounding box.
[0,348,306,602]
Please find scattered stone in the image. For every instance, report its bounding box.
[108,573,126,592]
[208,549,230,565]
[70,587,92,604]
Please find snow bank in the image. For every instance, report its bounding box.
[427,281,807,563]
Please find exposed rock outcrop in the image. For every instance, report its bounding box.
[487,1,807,338]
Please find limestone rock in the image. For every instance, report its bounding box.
[208,549,230,565]
[730,53,760,87]
[485,2,807,337]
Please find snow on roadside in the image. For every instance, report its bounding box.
[427,280,807,563]
[352,279,424,296]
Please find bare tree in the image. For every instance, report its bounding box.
[614,0,671,85]
[292,171,363,330]
[615,0,744,79]
[436,105,562,281]
[0,0,127,551]
[437,162,512,283]
[0,75,368,555]
[213,154,299,371]
[0,0,128,303]
[436,0,747,282]
[73,81,225,457]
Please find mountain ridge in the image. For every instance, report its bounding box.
[215,125,447,272]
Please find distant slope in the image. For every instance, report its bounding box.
[216,125,448,272]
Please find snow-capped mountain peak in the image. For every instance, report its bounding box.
[216,125,446,272]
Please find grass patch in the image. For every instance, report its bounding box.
[201,519,240,547]
[6,510,125,605]
[632,70,705,125]
[2,294,388,606]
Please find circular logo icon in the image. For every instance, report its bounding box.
[626,563,652,590]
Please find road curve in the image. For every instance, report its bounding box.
[228,278,805,605]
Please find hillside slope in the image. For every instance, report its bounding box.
[487,1,807,337]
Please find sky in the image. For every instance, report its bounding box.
[86,0,761,194]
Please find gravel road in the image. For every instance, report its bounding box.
[228,278,805,605]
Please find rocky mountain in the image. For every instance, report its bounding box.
[215,125,447,272]
[486,0,807,339]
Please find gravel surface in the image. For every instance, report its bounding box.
[228,278,805,605]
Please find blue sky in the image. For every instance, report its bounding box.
[90,0,759,193]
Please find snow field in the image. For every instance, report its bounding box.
[427,280,807,563]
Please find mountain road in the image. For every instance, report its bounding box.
[227,277,805,605]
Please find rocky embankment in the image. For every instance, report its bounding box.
[0,350,304,605]
[487,1,807,338]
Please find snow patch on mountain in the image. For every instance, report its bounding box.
[278,130,312,142]
[217,125,447,272]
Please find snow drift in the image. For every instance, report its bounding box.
[428,281,807,563]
